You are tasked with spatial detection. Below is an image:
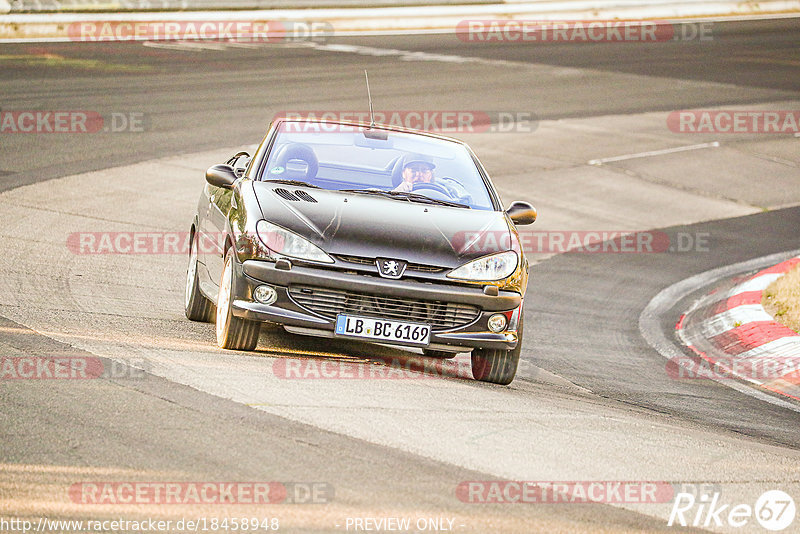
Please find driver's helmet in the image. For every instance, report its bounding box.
[401,153,436,175]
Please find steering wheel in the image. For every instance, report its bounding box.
[411,182,455,197]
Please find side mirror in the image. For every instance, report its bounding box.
[206,164,237,189]
[506,201,537,225]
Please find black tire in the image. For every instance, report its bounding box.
[423,349,458,359]
[185,230,215,322]
[471,313,524,385]
[216,248,260,350]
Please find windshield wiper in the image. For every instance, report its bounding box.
[262,179,321,189]
[339,188,387,195]
[382,190,471,209]
[339,189,470,209]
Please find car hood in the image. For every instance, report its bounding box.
[251,182,511,268]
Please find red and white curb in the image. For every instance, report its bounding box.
[675,256,800,401]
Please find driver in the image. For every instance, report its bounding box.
[393,154,436,193]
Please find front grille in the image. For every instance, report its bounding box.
[288,286,480,330]
[336,255,372,266]
[335,255,447,274]
[409,263,446,273]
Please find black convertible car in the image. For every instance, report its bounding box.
[185,118,536,385]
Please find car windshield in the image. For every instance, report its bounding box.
[258,121,495,210]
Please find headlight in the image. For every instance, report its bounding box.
[447,251,518,281]
[256,220,333,264]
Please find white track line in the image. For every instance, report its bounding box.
[588,141,720,165]
[308,42,521,67]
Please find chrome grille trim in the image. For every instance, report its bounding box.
[288,286,480,330]
[335,255,372,265]
[334,254,446,274]
[409,263,446,273]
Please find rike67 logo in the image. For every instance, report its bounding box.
[668,490,796,531]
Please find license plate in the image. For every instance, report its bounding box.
[335,314,431,346]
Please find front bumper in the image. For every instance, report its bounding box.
[231,259,522,352]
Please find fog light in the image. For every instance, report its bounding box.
[253,285,277,305]
[488,313,507,333]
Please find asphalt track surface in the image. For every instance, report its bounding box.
[1,18,799,532]
[1,19,799,190]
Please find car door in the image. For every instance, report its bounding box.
[205,183,234,289]
[195,181,220,297]
[198,153,250,295]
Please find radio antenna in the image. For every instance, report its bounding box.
[364,70,375,128]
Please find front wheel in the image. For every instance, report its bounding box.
[471,314,524,385]
[216,248,260,350]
